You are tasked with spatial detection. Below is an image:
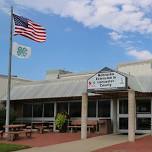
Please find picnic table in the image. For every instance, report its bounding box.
[32,122,53,133]
[4,124,25,131]
[32,122,47,134]
[3,124,32,141]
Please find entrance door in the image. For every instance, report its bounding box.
[136,99,151,133]
[118,98,152,133]
[117,99,128,133]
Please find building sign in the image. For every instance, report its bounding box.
[87,67,127,92]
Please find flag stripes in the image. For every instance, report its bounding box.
[15,27,46,37]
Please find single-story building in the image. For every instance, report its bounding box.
[1,59,152,142]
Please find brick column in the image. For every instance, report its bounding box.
[128,89,136,142]
[81,92,88,139]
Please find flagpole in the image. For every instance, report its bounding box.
[5,6,13,133]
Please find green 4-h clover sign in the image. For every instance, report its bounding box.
[17,46,28,57]
[12,42,31,59]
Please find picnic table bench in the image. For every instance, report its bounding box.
[0,130,4,139]
[7,129,32,141]
[68,120,97,133]
[49,124,54,131]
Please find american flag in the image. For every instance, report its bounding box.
[13,14,46,42]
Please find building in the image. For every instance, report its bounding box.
[1,59,152,142]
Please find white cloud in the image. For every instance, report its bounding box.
[127,49,152,60]
[64,27,72,32]
[0,0,10,14]
[0,0,151,35]
[109,32,123,41]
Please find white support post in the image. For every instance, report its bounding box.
[128,89,136,142]
[81,92,88,139]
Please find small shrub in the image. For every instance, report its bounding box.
[55,112,69,132]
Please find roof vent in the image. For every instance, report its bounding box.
[45,69,72,80]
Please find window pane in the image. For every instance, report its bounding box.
[88,101,96,117]
[98,100,110,117]
[136,118,151,130]
[23,104,32,117]
[119,100,128,114]
[33,104,43,117]
[69,102,81,117]
[57,102,68,114]
[44,103,54,117]
[136,100,151,114]
[119,118,128,129]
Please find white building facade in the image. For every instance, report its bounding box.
[1,59,152,142]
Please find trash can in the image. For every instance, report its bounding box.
[98,119,112,135]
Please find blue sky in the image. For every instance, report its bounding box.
[1,0,152,80]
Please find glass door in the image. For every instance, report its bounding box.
[118,99,128,132]
[118,98,152,133]
[136,99,151,133]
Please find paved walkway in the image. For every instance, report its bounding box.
[94,135,151,152]
[16,134,136,152]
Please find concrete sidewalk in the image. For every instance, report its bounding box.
[17,134,143,152]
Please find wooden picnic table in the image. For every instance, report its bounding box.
[4,124,25,131]
[32,122,49,134]
[3,124,32,141]
[32,121,54,134]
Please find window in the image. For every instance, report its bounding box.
[57,102,68,113]
[44,103,54,117]
[69,102,81,117]
[136,118,151,130]
[119,100,128,114]
[98,100,110,117]
[136,100,151,114]
[88,101,96,117]
[119,118,128,129]
[23,104,32,117]
[33,104,43,117]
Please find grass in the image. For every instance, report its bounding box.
[0,143,30,152]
